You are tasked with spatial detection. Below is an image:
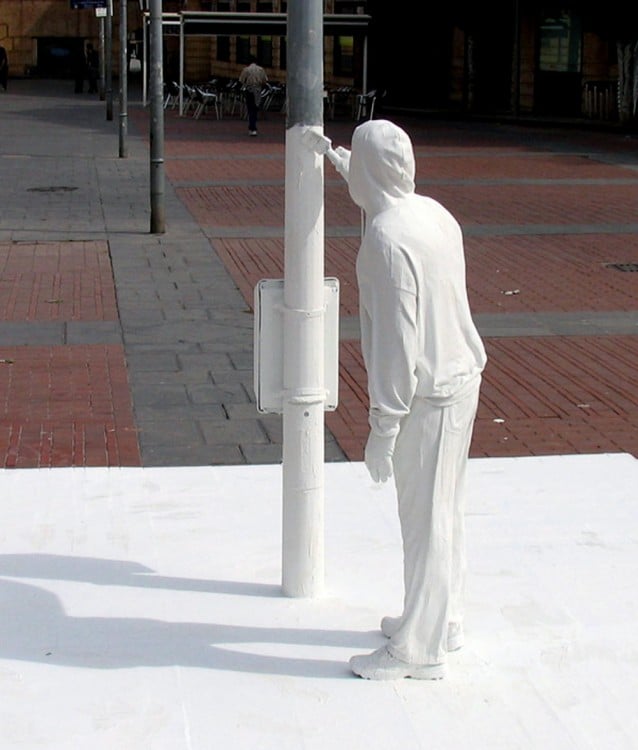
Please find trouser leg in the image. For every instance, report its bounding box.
[245,92,257,130]
[388,386,479,665]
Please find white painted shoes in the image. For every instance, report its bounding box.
[349,645,446,680]
[380,616,464,651]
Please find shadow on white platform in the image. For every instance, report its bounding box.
[0,454,636,749]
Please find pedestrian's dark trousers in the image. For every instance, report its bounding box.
[245,91,258,131]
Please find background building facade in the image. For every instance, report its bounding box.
[1,1,636,125]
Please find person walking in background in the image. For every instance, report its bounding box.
[0,45,8,92]
[239,55,267,136]
[73,43,87,94]
[86,43,99,94]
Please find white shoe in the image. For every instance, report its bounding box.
[350,645,445,681]
[381,616,464,651]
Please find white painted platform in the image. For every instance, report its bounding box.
[0,454,636,749]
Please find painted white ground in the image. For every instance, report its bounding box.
[0,454,636,749]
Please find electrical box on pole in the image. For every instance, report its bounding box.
[254,278,340,415]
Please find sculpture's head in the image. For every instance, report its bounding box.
[348,119,416,216]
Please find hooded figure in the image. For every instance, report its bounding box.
[312,119,486,679]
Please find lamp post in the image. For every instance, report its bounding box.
[105,0,113,120]
[119,0,128,157]
[99,16,105,100]
[149,0,165,233]
[281,0,326,597]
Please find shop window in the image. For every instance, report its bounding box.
[217,36,230,62]
[237,35,251,64]
[258,36,273,67]
[333,36,353,76]
[538,9,581,73]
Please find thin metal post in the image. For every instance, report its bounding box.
[282,0,326,597]
[105,0,113,120]
[142,15,148,106]
[119,0,128,157]
[179,16,184,115]
[149,0,165,234]
[99,17,106,100]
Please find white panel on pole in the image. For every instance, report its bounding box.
[254,278,340,415]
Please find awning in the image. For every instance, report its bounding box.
[141,11,372,109]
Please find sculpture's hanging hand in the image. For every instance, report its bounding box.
[364,432,395,483]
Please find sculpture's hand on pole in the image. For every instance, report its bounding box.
[301,127,350,181]
[301,127,332,155]
[364,432,396,483]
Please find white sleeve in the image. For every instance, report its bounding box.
[359,245,418,439]
[327,146,351,181]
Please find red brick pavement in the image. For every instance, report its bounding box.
[0,241,140,468]
[0,345,140,468]
[0,241,118,321]
[327,337,638,461]
[168,109,638,462]
[413,153,633,180]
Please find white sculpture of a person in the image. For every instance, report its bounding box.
[304,119,487,680]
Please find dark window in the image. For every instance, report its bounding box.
[257,36,273,67]
[538,9,582,72]
[257,2,273,10]
[333,35,354,76]
[217,36,230,62]
[237,35,252,64]
[279,36,286,70]
[334,1,367,13]
[237,2,251,11]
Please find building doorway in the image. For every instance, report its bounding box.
[534,8,583,116]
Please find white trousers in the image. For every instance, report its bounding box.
[388,382,480,665]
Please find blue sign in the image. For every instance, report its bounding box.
[70,0,107,8]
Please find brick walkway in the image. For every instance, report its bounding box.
[163,108,638,462]
[1,80,637,466]
[0,239,140,467]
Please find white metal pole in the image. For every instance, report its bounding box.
[282,0,326,597]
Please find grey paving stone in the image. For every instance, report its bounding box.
[65,321,123,344]
[137,419,205,448]
[186,382,250,405]
[240,444,283,464]
[132,384,191,407]
[199,418,270,445]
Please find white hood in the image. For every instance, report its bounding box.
[347,119,416,217]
